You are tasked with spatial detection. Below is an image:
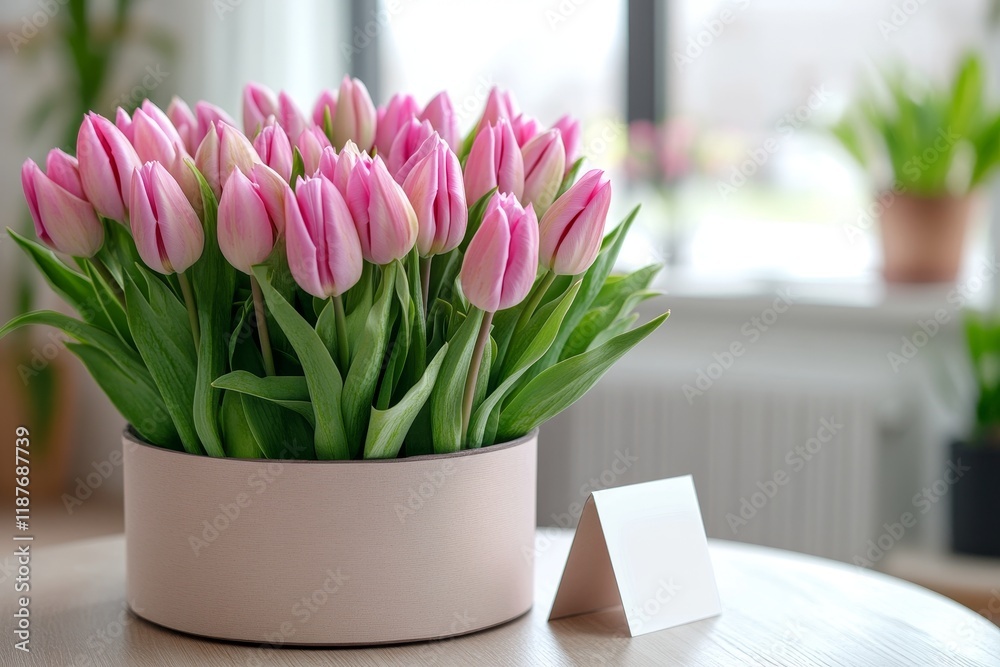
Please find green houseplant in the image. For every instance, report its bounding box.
[951,312,1000,556]
[832,53,1000,282]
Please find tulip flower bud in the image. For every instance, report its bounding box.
[195,121,262,199]
[277,91,309,141]
[284,175,363,298]
[218,167,287,273]
[21,152,103,258]
[476,86,519,137]
[329,141,370,196]
[316,146,338,181]
[395,133,442,186]
[295,125,332,176]
[464,118,524,203]
[195,102,239,149]
[511,114,540,147]
[387,118,435,182]
[254,121,294,182]
[130,162,205,275]
[77,112,142,222]
[331,76,377,152]
[552,115,582,173]
[520,129,565,216]
[375,93,421,156]
[312,89,338,128]
[167,96,198,154]
[460,192,538,312]
[419,91,460,151]
[538,169,611,276]
[243,82,278,137]
[403,140,467,257]
[125,107,201,212]
[346,156,418,265]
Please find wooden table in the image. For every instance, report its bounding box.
[4,530,999,666]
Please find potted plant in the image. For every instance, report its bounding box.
[831,53,1000,282]
[952,312,1000,557]
[1,79,668,645]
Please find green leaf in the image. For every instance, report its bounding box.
[315,299,338,360]
[8,229,114,331]
[241,394,316,459]
[430,307,484,453]
[220,390,259,458]
[253,265,349,459]
[556,157,586,199]
[364,344,448,459]
[65,342,179,449]
[212,371,316,428]
[290,147,306,187]
[189,164,236,458]
[124,271,201,454]
[81,262,133,348]
[342,262,397,452]
[469,282,580,447]
[561,289,659,361]
[498,312,669,440]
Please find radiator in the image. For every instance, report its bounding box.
[537,361,887,563]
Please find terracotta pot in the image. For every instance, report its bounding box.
[123,428,537,645]
[878,192,973,283]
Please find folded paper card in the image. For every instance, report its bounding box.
[548,475,722,637]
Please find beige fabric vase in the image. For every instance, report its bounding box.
[123,428,537,645]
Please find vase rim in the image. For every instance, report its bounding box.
[122,425,538,464]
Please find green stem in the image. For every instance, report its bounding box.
[461,309,494,445]
[250,275,276,377]
[333,294,350,372]
[514,270,555,337]
[420,256,432,315]
[177,271,200,346]
[90,256,124,307]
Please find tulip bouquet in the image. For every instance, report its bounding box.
[4,78,668,459]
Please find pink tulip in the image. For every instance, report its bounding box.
[295,126,332,175]
[464,118,524,203]
[195,121,262,199]
[330,76,376,151]
[403,140,467,257]
[21,152,103,257]
[520,129,565,215]
[284,175,363,298]
[253,121,294,182]
[130,162,204,275]
[242,82,278,136]
[375,93,421,156]
[123,107,201,211]
[460,192,538,312]
[77,112,142,222]
[167,97,198,154]
[394,133,442,185]
[277,91,309,141]
[218,166,288,273]
[316,145,339,181]
[538,169,611,275]
[419,91,460,151]
[476,86,519,136]
[328,141,369,196]
[387,118,435,181]
[511,114,540,147]
[552,115,582,173]
[312,89,338,129]
[346,156,418,264]
[195,102,239,148]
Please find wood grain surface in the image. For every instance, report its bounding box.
[3,530,999,666]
